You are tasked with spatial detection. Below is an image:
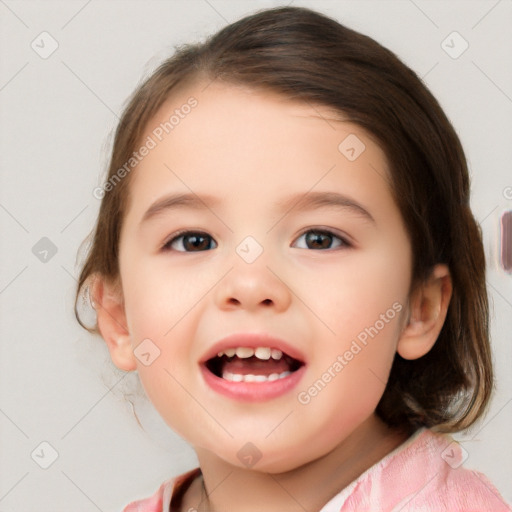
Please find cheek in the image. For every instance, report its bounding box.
[296,249,409,347]
[128,317,201,441]
[294,315,402,454]
[292,247,408,418]
[120,252,211,337]
[119,254,216,433]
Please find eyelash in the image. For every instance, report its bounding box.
[161,228,352,252]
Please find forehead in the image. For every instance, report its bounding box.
[125,81,394,222]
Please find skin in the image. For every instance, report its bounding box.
[93,81,452,511]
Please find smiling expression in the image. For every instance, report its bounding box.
[114,81,413,472]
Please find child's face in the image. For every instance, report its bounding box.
[117,82,413,472]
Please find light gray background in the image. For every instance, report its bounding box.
[1,0,511,510]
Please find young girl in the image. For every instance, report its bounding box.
[75,6,511,511]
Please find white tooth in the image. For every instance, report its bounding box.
[225,348,236,357]
[218,351,224,358]
[271,349,283,360]
[254,347,271,360]
[236,347,254,358]
[222,371,290,383]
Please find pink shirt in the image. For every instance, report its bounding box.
[123,429,511,511]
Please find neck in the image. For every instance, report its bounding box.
[192,414,408,512]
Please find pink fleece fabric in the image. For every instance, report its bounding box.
[122,429,511,511]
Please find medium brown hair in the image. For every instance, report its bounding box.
[75,6,493,434]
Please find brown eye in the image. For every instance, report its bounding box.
[293,229,349,250]
[163,232,217,252]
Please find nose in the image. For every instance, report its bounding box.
[214,256,292,313]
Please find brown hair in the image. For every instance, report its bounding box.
[75,6,493,434]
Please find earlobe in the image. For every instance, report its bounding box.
[90,275,137,372]
[397,264,452,360]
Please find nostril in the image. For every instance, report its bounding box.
[226,298,273,306]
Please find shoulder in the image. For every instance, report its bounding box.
[122,479,172,512]
[122,468,201,512]
[405,429,510,510]
[339,429,511,512]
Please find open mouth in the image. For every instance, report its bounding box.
[204,346,305,383]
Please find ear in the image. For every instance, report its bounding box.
[397,264,452,360]
[90,275,137,372]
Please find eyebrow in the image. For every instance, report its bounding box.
[141,193,222,224]
[275,191,375,224]
[140,191,375,225]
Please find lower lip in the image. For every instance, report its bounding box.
[200,364,306,402]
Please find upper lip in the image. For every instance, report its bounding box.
[199,332,306,364]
